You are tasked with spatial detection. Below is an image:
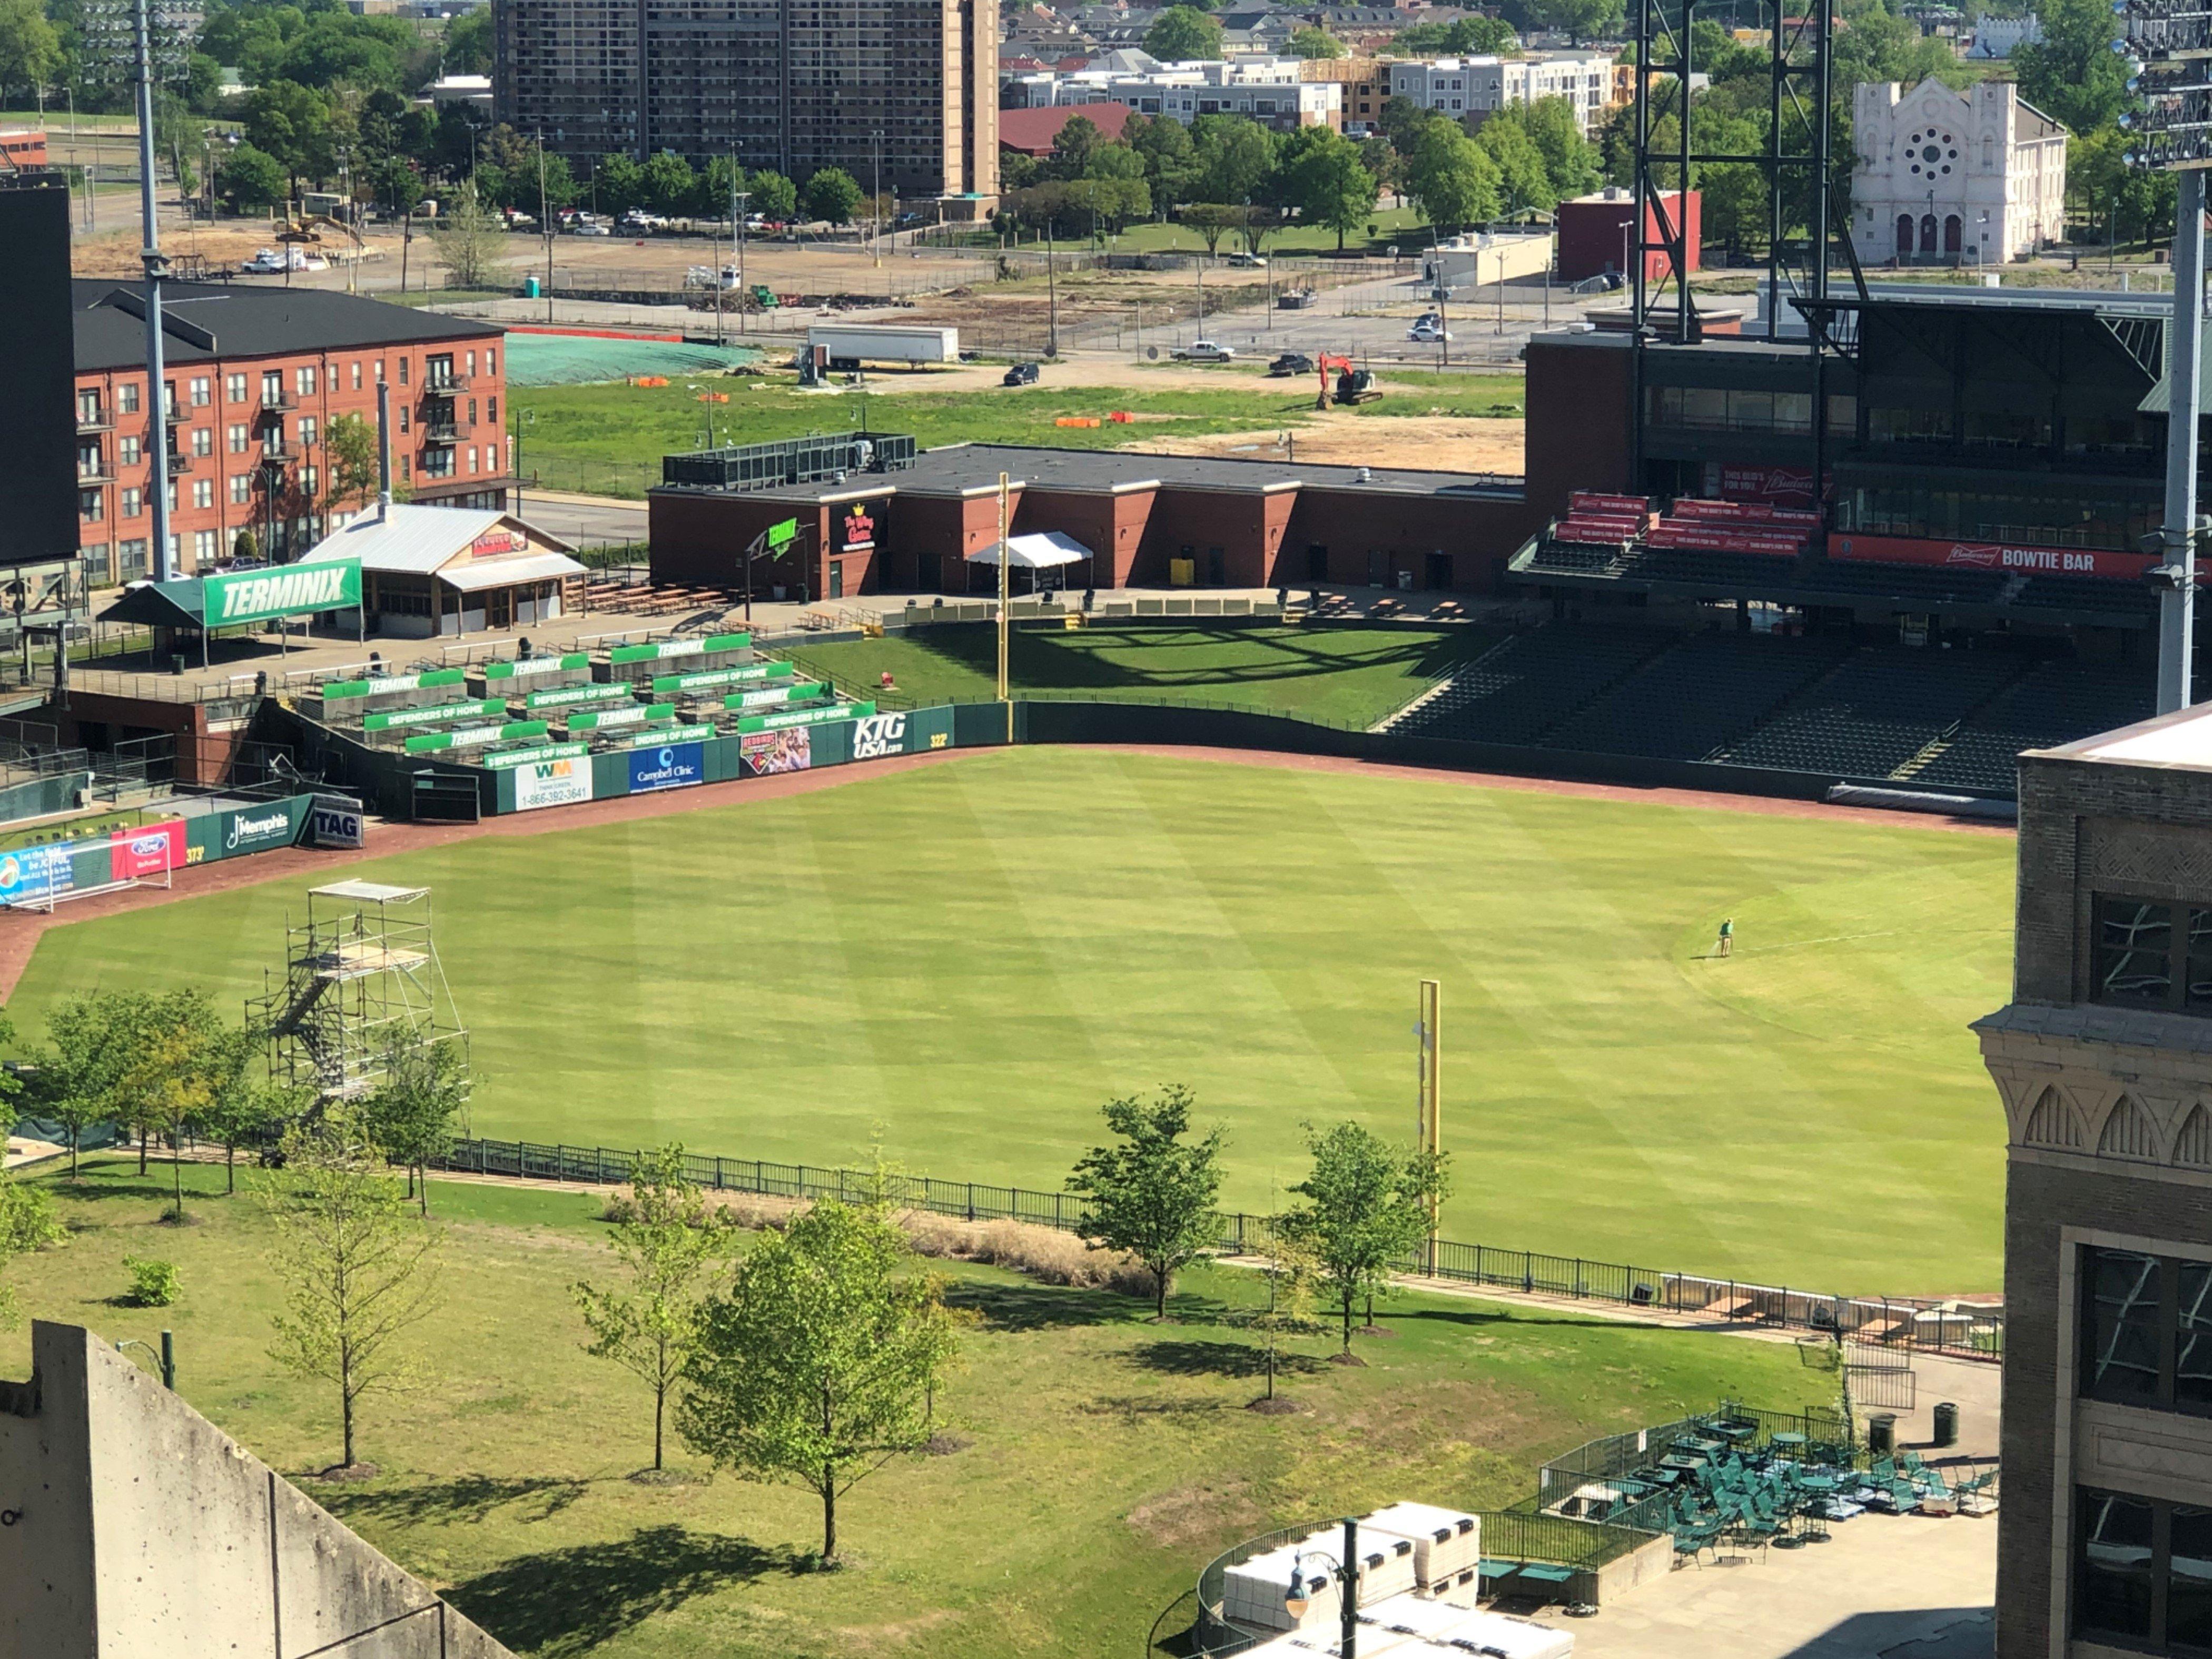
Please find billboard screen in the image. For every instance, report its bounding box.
[0,179,78,571]
[742,727,813,776]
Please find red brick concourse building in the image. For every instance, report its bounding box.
[73,281,512,587]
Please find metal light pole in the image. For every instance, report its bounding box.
[1283,1519,1361,1659]
[996,470,1012,742]
[131,0,174,581]
[2160,168,2205,715]
[734,188,750,337]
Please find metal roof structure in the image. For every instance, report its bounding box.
[71,280,503,374]
[298,505,578,575]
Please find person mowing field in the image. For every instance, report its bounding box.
[1715,917,1734,958]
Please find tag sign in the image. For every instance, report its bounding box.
[310,795,366,850]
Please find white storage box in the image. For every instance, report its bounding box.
[1362,1502,1483,1588]
[1431,1609,1575,1659]
[1224,1543,1335,1634]
[1304,1525,1421,1606]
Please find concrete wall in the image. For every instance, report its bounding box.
[0,1321,514,1658]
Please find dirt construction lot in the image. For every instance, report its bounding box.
[1123,410,1526,472]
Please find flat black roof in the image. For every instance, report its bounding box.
[73,280,504,374]
[655,441,1523,505]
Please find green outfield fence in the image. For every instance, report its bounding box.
[431,1137,2002,1361]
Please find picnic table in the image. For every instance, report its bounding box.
[1658,1452,1707,1472]
[1682,1436,1729,1457]
[1770,1433,1809,1458]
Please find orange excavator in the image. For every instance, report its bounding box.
[1317,353,1381,411]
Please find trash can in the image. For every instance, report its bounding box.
[1868,1413,1897,1456]
[1933,1401,1959,1448]
[525,275,541,299]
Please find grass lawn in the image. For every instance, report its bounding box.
[774,623,1496,724]
[1008,205,1436,257]
[0,1158,1843,1659]
[510,369,1522,498]
[4,748,2011,1295]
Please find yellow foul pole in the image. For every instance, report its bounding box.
[997,471,1012,743]
[1419,978,1441,1276]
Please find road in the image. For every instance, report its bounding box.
[511,490,649,550]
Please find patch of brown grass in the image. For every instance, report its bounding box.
[901,1212,1158,1298]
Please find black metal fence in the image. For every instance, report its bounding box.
[432,1138,2003,1361]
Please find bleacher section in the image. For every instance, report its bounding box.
[1391,625,1671,746]
[1542,634,1853,761]
[1717,646,2026,778]
[1911,660,2157,793]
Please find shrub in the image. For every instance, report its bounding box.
[902,1212,1157,1298]
[123,1256,181,1308]
[599,1188,802,1230]
[0,1179,67,1256]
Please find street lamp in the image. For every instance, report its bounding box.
[1283,1517,1362,1659]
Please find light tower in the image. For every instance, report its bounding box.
[2116,0,2212,711]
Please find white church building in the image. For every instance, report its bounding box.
[1851,79,2067,266]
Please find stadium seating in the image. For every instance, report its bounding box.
[1543,634,1853,761]
[1391,626,1672,745]
[1718,646,2028,779]
[1911,659,2157,793]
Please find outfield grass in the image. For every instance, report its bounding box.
[0,1157,1840,1659]
[511,369,1524,499]
[775,624,1496,724]
[4,748,2011,1295]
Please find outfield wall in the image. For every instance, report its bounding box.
[0,793,323,908]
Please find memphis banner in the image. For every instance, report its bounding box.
[202,559,362,627]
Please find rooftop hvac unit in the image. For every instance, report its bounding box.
[1361,1503,1482,1591]
[1299,1525,1420,1607]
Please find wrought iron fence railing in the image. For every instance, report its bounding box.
[430,1138,2002,1361]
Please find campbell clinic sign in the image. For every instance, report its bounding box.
[201,558,362,626]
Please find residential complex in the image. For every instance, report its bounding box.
[72,282,510,586]
[1974,712,2212,1659]
[1386,51,1615,130]
[492,0,999,206]
[1851,78,2067,264]
[999,56,1341,130]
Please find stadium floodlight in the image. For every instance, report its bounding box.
[77,0,196,585]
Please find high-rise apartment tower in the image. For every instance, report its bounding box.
[493,0,998,210]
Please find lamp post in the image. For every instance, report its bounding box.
[1284,1518,1362,1659]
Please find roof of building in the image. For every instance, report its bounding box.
[73,280,503,374]
[2038,704,2212,773]
[998,101,1135,153]
[656,441,1520,505]
[299,503,578,575]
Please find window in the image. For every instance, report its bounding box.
[487,347,497,377]
[466,349,477,376]
[119,382,140,414]
[192,427,212,458]
[226,372,247,404]
[297,364,318,397]
[228,422,249,454]
[190,376,211,407]
[400,455,411,481]
[2095,897,2212,1013]
[162,381,177,422]
[122,487,142,518]
[351,361,363,391]
[230,474,251,506]
[399,407,410,433]
[263,420,286,457]
[399,357,410,386]
[80,489,103,523]
[262,371,283,407]
[118,538,149,580]
[301,465,318,496]
[77,441,102,478]
[193,529,216,565]
[76,389,102,425]
[119,435,141,467]
[299,417,318,447]
[2078,1486,2212,1654]
[192,479,213,510]
[468,446,479,474]
[2081,1246,2212,1414]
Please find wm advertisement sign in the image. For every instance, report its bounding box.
[514,756,593,812]
[204,559,361,627]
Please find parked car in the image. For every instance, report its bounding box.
[1224,251,1266,268]
[239,248,287,274]
[1407,321,1455,343]
[1002,361,1041,387]
[572,221,612,236]
[1267,352,1315,377]
[1172,340,1236,362]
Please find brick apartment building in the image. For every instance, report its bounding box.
[1975,709,2212,1659]
[73,282,510,588]
[493,0,999,207]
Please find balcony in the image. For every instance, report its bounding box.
[258,440,297,465]
[165,451,194,476]
[422,421,475,445]
[76,409,112,434]
[76,464,114,486]
[423,372,471,396]
[259,391,296,414]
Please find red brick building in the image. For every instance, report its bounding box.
[73,281,510,587]
[1555,188,1702,285]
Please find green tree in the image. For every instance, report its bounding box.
[1287,1121,1450,1356]
[363,1034,469,1215]
[1516,97,1602,202]
[1067,1085,1224,1320]
[1476,114,1552,213]
[1405,117,1501,231]
[32,992,151,1179]
[115,989,229,1221]
[572,1144,734,1471]
[1178,200,1248,254]
[1124,110,1198,208]
[803,165,863,225]
[1516,0,1625,46]
[441,4,494,75]
[592,151,647,216]
[244,80,334,200]
[198,1043,302,1197]
[0,1176,66,1328]
[1288,24,1347,57]
[1283,125,1378,249]
[220,142,290,212]
[432,180,507,288]
[321,412,381,515]
[749,168,799,222]
[264,1107,441,1472]
[0,0,61,105]
[2015,0,2128,133]
[1242,1211,1322,1403]
[1144,4,1224,61]
[1049,113,1106,181]
[643,151,697,216]
[1193,113,1279,204]
[681,1197,958,1564]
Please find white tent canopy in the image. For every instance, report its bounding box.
[965,530,1092,569]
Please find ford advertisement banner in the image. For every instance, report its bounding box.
[628,742,705,794]
[109,817,183,880]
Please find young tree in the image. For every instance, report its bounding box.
[592,151,647,216]
[432,180,506,289]
[679,1198,958,1565]
[0,1176,66,1328]
[198,1038,302,1196]
[321,412,381,516]
[643,151,697,216]
[33,992,152,1180]
[1288,24,1347,58]
[362,1034,469,1215]
[572,1143,733,1471]
[1243,1212,1322,1404]
[1125,110,1198,209]
[1178,201,1248,255]
[1067,1085,1223,1320]
[748,169,799,222]
[264,1108,441,1472]
[1145,3,1225,61]
[803,166,864,225]
[116,989,230,1221]
[1287,1122,1450,1357]
[1475,115,1552,214]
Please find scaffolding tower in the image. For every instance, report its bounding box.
[248,881,469,1102]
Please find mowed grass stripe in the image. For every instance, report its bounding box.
[3,748,2012,1295]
